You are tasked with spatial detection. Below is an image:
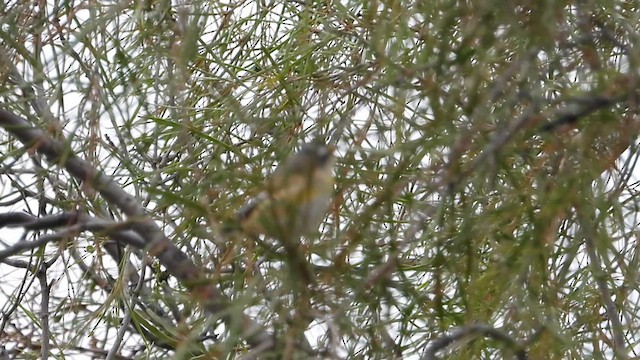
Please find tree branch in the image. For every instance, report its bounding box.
[541,93,626,132]
[0,211,148,261]
[423,323,528,360]
[0,109,274,350]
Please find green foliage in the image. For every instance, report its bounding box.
[0,0,639,358]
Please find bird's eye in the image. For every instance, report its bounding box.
[316,147,332,163]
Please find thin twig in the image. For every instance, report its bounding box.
[578,210,628,358]
[36,265,51,360]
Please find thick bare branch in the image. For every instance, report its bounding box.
[0,211,147,261]
[423,324,527,360]
[0,109,274,350]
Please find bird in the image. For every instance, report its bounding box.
[236,142,335,241]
